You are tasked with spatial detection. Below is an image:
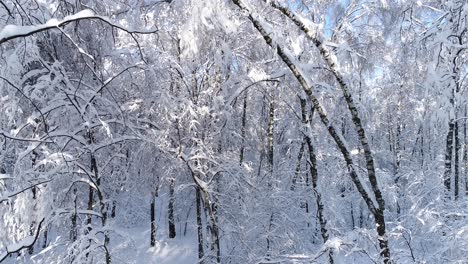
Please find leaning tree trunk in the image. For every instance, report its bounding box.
[264,2,391,261]
[229,1,391,262]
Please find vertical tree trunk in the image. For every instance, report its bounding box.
[267,100,274,170]
[304,102,333,264]
[70,187,77,242]
[93,160,110,264]
[150,194,156,247]
[29,150,38,255]
[266,99,275,256]
[291,142,305,191]
[87,130,96,228]
[239,93,248,165]
[86,129,111,263]
[359,202,364,228]
[211,199,220,263]
[464,106,468,195]
[455,121,460,199]
[87,185,94,226]
[111,201,116,218]
[196,187,204,262]
[305,136,327,242]
[305,165,310,228]
[420,124,425,168]
[42,225,48,249]
[444,122,454,195]
[168,178,176,239]
[202,190,221,263]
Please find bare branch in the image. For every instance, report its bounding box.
[0,0,12,17]
[0,76,49,133]
[0,130,52,143]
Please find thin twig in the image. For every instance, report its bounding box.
[0,0,12,17]
[0,76,49,133]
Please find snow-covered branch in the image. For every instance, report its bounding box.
[0,9,157,45]
[0,218,45,263]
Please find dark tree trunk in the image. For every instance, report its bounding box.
[29,150,38,255]
[87,185,94,226]
[444,122,455,195]
[419,125,425,168]
[150,195,156,247]
[168,178,176,239]
[266,99,275,256]
[239,93,248,165]
[303,102,333,264]
[229,1,392,261]
[291,142,305,191]
[305,165,310,228]
[70,188,77,242]
[455,121,460,199]
[212,201,220,263]
[196,187,204,262]
[91,153,110,264]
[42,225,48,249]
[87,130,96,228]
[202,190,221,263]
[111,200,116,218]
[267,100,274,170]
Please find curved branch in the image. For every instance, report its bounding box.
[0,218,45,263]
[0,0,12,17]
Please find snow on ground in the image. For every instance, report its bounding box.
[1,225,197,264]
[111,226,197,264]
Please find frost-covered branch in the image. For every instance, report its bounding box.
[266,0,386,214]
[0,179,51,203]
[0,9,158,45]
[0,76,49,133]
[229,0,378,214]
[0,130,52,143]
[230,0,393,262]
[0,218,45,263]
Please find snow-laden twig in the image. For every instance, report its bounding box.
[0,76,49,133]
[0,179,51,203]
[0,218,45,263]
[0,9,158,45]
